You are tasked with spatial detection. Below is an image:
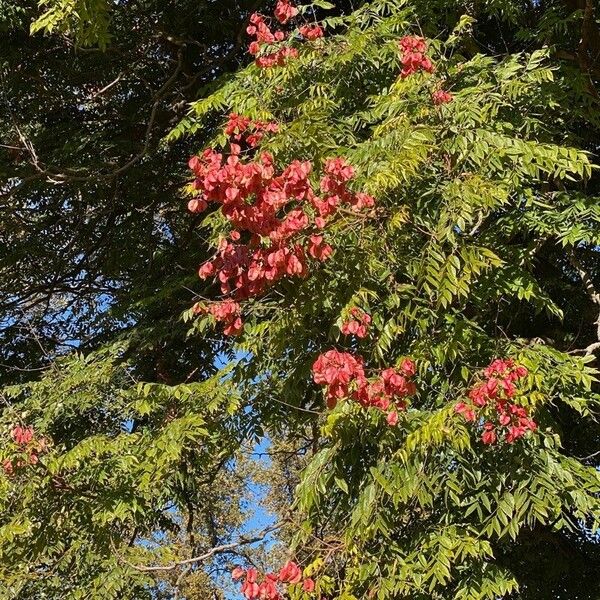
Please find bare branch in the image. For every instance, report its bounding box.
[113,522,283,573]
[467,212,484,237]
[91,73,125,98]
[569,249,600,348]
[568,341,600,355]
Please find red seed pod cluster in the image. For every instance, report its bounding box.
[247,13,287,54]
[189,116,374,335]
[193,298,243,337]
[225,113,280,148]
[312,351,416,423]
[257,45,300,69]
[232,561,315,599]
[2,425,47,476]
[398,36,434,78]
[247,12,298,68]
[312,350,365,408]
[307,234,333,261]
[432,89,453,105]
[11,426,34,446]
[317,157,374,215]
[274,0,298,24]
[340,307,371,338]
[299,24,324,40]
[455,358,537,445]
[247,1,324,69]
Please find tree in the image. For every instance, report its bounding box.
[0,0,265,382]
[0,1,278,597]
[1,0,600,599]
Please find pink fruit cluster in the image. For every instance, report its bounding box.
[398,36,453,106]
[340,307,371,338]
[194,298,243,337]
[232,561,315,599]
[11,426,34,445]
[312,350,416,423]
[274,0,298,24]
[247,1,324,69]
[299,24,324,40]
[189,116,374,335]
[455,358,537,445]
[399,36,434,78]
[432,89,453,105]
[2,425,46,476]
[225,113,280,148]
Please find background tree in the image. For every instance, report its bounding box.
[0,1,283,597]
[0,0,268,383]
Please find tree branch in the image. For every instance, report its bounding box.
[569,249,600,351]
[113,522,282,573]
[2,47,184,189]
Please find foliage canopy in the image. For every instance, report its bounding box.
[1,0,600,599]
